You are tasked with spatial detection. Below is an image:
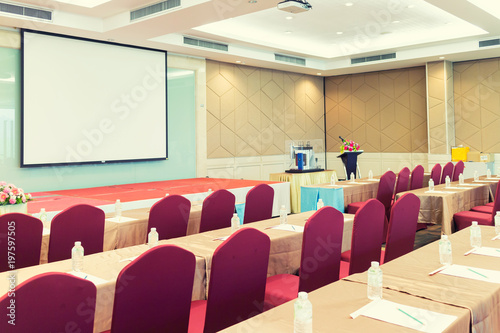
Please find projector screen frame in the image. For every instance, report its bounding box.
[20,29,168,168]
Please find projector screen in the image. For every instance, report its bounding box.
[21,30,167,167]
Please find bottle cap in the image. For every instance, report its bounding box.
[441,234,448,240]
[318,199,323,203]
[496,211,500,216]
[116,199,120,203]
[41,208,46,212]
[75,241,81,246]
[472,221,478,226]
[151,227,156,232]
[371,261,379,268]
[281,204,286,209]
[233,213,238,217]
[298,291,308,300]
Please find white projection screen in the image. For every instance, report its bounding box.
[21,30,167,167]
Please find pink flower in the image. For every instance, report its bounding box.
[9,197,16,204]
[3,188,10,194]
[0,192,6,202]
[21,194,26,203]
[26,193,32,200]
[12,188,19,195]
[349,147,353,151]
[0,181,6,186]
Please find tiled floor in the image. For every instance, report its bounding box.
[414,224,442,249]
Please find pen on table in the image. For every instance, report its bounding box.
[291,225,295,231]
[428,266,447,276]
[492,234,500,241]
[84,275,88,279]
[464,248,477,256]
[398,308,424,325]
[467,268,488,279]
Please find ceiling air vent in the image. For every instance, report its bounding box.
[183,37,228,51]
[275,53,306,66]
[479,38,500,48]
[131,0,181,21]
[0,1,52,21]
[351,53,396,65]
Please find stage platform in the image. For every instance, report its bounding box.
[28,178,291,219]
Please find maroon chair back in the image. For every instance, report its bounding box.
[0,213,43,272]
[376,170,397,218]
[440,162,454,184]
[384,193,420,263]
[394,167,410,195]
[298,206,343,292]
[110,245,195,333]
[243,184,274,224]
[430,163,442,185]
[452,161,465,181]
[0,272,96,333]
[48,204,105,263]
[199,189,236,233]
[148,194,190,241]
[348,199,385,275]
[203,228,270,333]
[489,180,500,222]
[409,165,425,190]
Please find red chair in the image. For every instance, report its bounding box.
[0,272,96,333]
[109,245,196,333]
[409,165,425,190]
[199,189,236,233]
[340,199,385,278]
[148,194,191,241]
[264,206,344,309]
[454,180,500,231]
[440,162,454,184]
[48,204,105,263]
[243,184,274,224]
[382,193,420,264]
[452,160,465,181]
[0,213,43,272]
[394,167,410,197]
[188,228,270,333]
[430,163,442,185]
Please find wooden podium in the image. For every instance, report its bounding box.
[337,150,363,180]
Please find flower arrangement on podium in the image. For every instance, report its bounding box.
[339,137,360,153]
[0,182,33,215]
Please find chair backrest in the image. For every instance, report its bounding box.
[409,165,425,190]
[349,199,385,275]
[376,170,397,218]
[394,167,410,195]
[384,193,420,263]
[148,194,191,241]
[0,213,43,272]
[452,160,465,181]
[430,163,442,185]
[48,204,105,263]
[203,228,270,333]
[0,272,96,333]
[199,189,236,233]
[110,245,196,333]
[298,206,343,292]
[440,162,454,184]
[489,180,500,222]
[243,184,274,224]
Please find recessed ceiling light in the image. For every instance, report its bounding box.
[345,2,353,6]
[285,31,292,34]
[236,60,242,63]
[286,16,293,20]
[336,31,343,35]
[439,56,445,59]
[392,20,400,23]
[317,73,322,75]
[407,4,415,8]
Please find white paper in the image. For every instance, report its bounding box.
[473,180,498,183]
[106,216,138,223]
[268,224,304,233]
[352,182,370,185]
[443,187,462,190]
[458,184,483,187]
[365,179,380,182]
[213,236,230,241]
[425,191,453,194]
[119,255,139,262]
[470,247,500,258]
[439,264,500,283]
[326,185,340,188]
[67,271,108,286]
[350,299,457,333]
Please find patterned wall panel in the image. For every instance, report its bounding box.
[454,58,500,152]
[325,67,427,153]
[206,61,324,158]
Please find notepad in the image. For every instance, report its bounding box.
[439,264,500,283]
[350,299,457,333]
[67,271,108,286]
[106,216,138,223]
[469,247,500,258]
[267,224,304,232]
[473,180,498,183]
[457,183,483,187]
[425,191,452,194]
[442,187,462,190]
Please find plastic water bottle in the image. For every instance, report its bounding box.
[350,172,355,182]
[71,241,84,272]
[487,169,492,179]
[368,170,373,179]
[330,174,336,186]
[148,227,159,248]
[39,208,48,227]
[470,221,482,248]
[231,213,240,232]
[294,292,312,333]
[115,199,122,218]
[367,261,383,300]
[459,173,464,185]
[495,212,500,235]
[279,205,287,225]
[474,170,479,181]
[445,175,451,188]
[439,235,452,265]
[428,178,435,191]
[316,199,324,210]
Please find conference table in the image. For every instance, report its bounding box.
[3,210,354,332]
[222,226,500,332]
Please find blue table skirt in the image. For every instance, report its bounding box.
[235,202,245,224]
[300,186,345,213]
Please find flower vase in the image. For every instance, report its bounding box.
[0,203,28,215]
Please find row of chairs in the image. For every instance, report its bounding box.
[0,184,275,273]
[0,193,421,332]
[430,161,465,185]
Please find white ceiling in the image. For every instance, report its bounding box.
[2,0,500,76]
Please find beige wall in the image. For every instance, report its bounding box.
[454,58,500,152]
[325,67,427,153]
[206,60,324,159]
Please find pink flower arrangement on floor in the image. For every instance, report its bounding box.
[340,138,360,153]
[0,182,32,205]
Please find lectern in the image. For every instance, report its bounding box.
[337,151,363,180]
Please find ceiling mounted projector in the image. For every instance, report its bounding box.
[277,0,312,13]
